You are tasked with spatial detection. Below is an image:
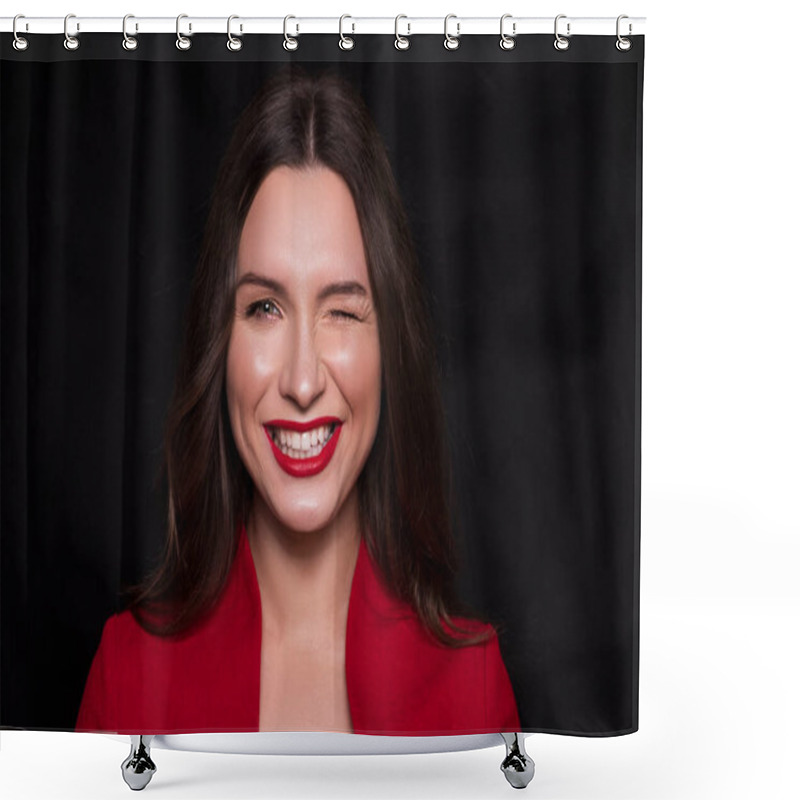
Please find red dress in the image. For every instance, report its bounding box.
[75,528,520,735]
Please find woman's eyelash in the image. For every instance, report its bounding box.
[330,310,359,321]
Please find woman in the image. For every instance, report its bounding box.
[76,68,520,735]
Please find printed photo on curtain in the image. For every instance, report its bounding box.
[1,25,643,743]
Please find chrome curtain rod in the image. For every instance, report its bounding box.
[1,15,646,36]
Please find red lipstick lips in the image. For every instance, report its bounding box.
[264,416,342,478]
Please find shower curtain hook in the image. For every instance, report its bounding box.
[227,15,242,51]
[176,14,192,50]
[339,14,355,51]
[554,14,570,51]
[122,15,138,51]
[444,14,460,50]
[394,15,410,50]
[12,14,29,51]
[616,15,632,51]
[283,15,299,51]
[64,13,80,51]
[500,14,516,50]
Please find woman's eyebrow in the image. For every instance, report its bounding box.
[317,280,368,301]
[236,272,367,301]
[236,273,286,295]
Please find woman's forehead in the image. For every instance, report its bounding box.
[237,165,368,288]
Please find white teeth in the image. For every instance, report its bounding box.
[271,423,336,459]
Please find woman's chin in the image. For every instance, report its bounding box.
[252,474,356,537]
[267,500,341,536]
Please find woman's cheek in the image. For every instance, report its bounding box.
[232,329,276,392]
[326,321,379,364]
[226,326,269,445]
[327,334,380,397]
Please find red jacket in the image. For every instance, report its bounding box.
[76,528,520,735]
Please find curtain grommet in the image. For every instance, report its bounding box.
[339,14,355,51]
[553,14,570,51]
[444,14,460,51]
[283,15,299,51]
[64,13,80,51]
[500,14,516,50]
[227,15,242,51]
[394,15,410,50]
[12,14,29,51]
[175,13,192,50]
[616,15,632,51]
[122,14,138,51]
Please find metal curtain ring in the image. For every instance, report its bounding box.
[500,14,516,50]
[394,15,410,50]
[176,14,191,50]
[616,14,632,51]
[64,13,79,51]
[227,15,242,51]
[339,14,355,50]
[12,14,29,51]
[554,14,570,51]
[444,14,460,51]
[122,14,138,51]
[283,15,298,51]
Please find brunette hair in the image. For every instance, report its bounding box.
[124,67,492,647]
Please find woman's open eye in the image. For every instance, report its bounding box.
[245,299,280,319]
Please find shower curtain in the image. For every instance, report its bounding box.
[1,23,643,737]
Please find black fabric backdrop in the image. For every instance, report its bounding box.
[1,33,643,733]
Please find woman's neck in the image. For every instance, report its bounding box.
[245,491,361,640]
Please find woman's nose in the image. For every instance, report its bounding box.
[279,319,325,409]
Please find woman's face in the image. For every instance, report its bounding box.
[226,166,381,536]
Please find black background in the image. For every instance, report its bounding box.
[1,34,643,733]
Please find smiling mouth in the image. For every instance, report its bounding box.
[266,423,338,460]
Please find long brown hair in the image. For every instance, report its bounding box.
[125,67,492,647]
